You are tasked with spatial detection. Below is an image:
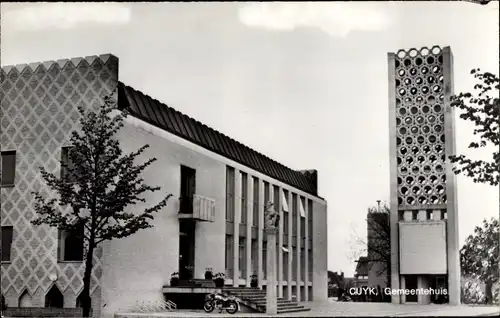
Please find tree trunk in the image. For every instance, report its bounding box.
[82,242,95,317]
[485,281,493,305]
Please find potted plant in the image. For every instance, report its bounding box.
[213,272,225,288]
[170,272,179,287]
[204,268,213,280]
[250,274,258,288]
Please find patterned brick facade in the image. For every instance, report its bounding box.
[1,54,119,316]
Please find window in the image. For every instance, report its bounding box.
[251,239,258,275]
[1,151,16,186]
[252,177,259,227]
[241,173,247,225]
[1,226,13,262]
[299,197,305,218]
[45,285,64,308]
[58,224,84,261]
[264,182,269,204]
[262,241,267,279]
[226,167,235,221]
[180,165,196,214]
[283,245,289,280]
[282,190,289,212]
[292,194,297,243]
[273,185,279,212]
[238,237,246,279]
[60,147,76,182]
[308,250,313,281]
[225,234,233,277]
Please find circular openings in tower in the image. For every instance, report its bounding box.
[415,77,423,85]
[417,155,425,164]
[436,185,445,194]
[401,186,409,195]
[418,196,428,204]
[404,78,412,86]
[441,154,446,162]
[428,95,436,104]
[415,57,424,66]
[410,68,417,76]
[396,79,401,87]
[406,197,415,205]
[404,97,412,103]
[411,146,419,154]
[416,96,424,104]
[398,69,406,76]
[410,87,418,95]
[427,76,435,84]
[438,75,443,83]
[443,195,447,203]
[424,185,433,194]
[405,137,413,145]
[416,116,425,124]
[423,165,431,173]
[423,145,431,154]
[430,196,439,204]
[400,166,408,175]
[421,86,430,94]
[422,105,430,113]
[398,197,403,205]
[430,175,439,184]
[397,137,401,146]
[417,136,425,144]
[432,66,441,74]
[429,135,437,143]
[441,175,446,183]
[434,105,442,113]
[412,186,421,195]
[397,157,402,165]
[406,176,415,185]
[440,135,445,142]
[422,125,430,134]
[432,46,441,55]
[399,108,407,116]
[405,156,414,165]
[421,67,429,75]
[434,125,442,133]
[438,55,443,64]
[429,154,437,163]
[411,126,419,134]
[397,50,407,58]
[411,166,419,174]
[399,88,406,96]
[440,114,444,122]
[426,56,435,64]
[418,176,426,184]
[432,85,442,93]
[410,106,418,115]
[395,60,400,68]
[409,49,418,57]
[428,114,436,123]
[404,59,412,67]
[396,118,401,126]
[420,48,430,56]
[436,164,443,173]
[396,98,402,107]
[399,127,407,135]
[439,94,444,101]
[400,146,408,155]
[404,117,412,125]
[435,144,444,154]
[397,177,403,185]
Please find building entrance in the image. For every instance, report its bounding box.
[179,220,196,280]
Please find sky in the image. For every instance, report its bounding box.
[1,2,499,277]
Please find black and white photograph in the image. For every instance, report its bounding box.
[0,1,498,317]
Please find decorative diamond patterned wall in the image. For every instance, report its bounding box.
[1,54,119,311]
[392,46,449,209]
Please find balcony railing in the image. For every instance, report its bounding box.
[178,195,215,222]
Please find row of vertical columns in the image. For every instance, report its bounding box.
[226,167,310,295]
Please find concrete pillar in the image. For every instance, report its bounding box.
[417,210,426,221]
[403,211,413,221]
[233,171,241,287]
[266,227,278,315]
[286,191,293,300]
[257,179,264,289]
[296,196,302,302]
[432,210,442,221]
[277,187,284,298]
[304,199,309,301]
[417,275,431,304]
[400,275,406,304]
[246,175,253,287]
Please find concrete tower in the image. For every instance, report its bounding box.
[388,46,460,305]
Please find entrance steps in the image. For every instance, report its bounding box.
[222,286,310,314]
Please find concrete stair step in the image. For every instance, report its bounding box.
[253,299,294,305]
[277,307,311,314]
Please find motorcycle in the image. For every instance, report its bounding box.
[203,292,240,314]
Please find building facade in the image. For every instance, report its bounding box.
[0,54,328,317]
[388,46,460,305]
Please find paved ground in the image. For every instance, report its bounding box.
[115,299,500,317]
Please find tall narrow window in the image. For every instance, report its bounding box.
[226,167,235,221]
[1,226,13,262]
[60,147,76,182]
[251,239,258,275]
[241,172,247,225]
[262,241,267,279]
[292,194,297,244]
[308,250,313,281]
[1,151,16,186]
[238,237,246,279]
[273,185,279,212]
[225,234,233,277]
[252,177,259,227]
[45,285,64,308]
[308,200,313,249]
[58,223,84,261]
[180,165,196,214]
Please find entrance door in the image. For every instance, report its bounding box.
[179,220,196,280]
[405,275,418,302]
[180,166,196,214]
